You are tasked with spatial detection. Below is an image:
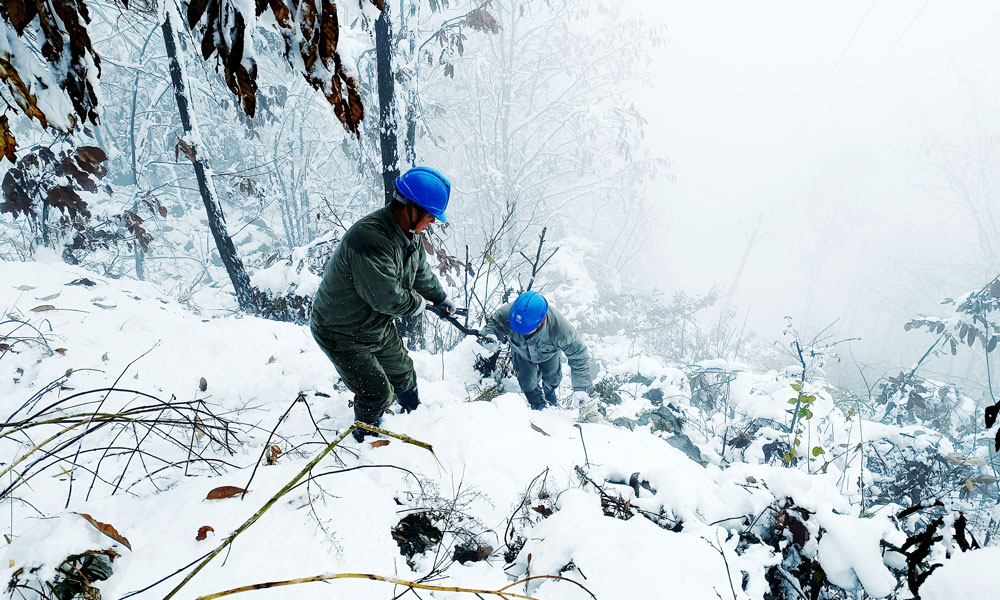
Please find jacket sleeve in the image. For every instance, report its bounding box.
[554,312,593,390]
[350,244,421,317]
[413,244,447,305]
[481,305,512,339]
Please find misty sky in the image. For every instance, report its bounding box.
[628,1,1000,378]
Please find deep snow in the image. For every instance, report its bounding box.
[0,256,992,599]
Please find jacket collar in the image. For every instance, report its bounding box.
[376,205,414,249]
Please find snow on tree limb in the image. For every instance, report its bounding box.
[0,0,98,147]
[184,0,373,137]
[0,0,377,165]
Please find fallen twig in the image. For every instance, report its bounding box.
[163,422,434,600]
[195,572,596,600]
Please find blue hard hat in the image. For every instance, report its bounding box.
[509,291,548,334]
[395,166,451,222]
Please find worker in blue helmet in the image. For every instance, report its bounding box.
[479,291,598,420]
[311,167,458,442]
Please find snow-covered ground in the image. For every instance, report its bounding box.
[0,257,994,599]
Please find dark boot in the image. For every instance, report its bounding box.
[353,418,382,443]
[396,386,420,413]
[524,386,545,410]
[542,383,558,407]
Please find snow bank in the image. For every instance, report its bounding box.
[0,258,987,600]
[920,547,1000,600]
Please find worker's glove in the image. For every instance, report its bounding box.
[571,390,591,408]
[477,334,501,353]
[577,396,603,423]
[434,296,457,316]
[409,292,427,316]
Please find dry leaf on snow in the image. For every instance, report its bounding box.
[196,525,214,541]
[79,513,131,550]
[206,486,247,500]
[371,439,390,448]
[530,423,550,437]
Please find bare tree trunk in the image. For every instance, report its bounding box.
[162,8,255,312]
[376,4,401,205]
[377,4,422,345]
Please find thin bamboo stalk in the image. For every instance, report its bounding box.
[162,422,433,600]
[196,572,539,600]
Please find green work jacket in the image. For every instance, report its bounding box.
[311,206,446,346]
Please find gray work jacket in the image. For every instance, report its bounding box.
[483,302,593,390]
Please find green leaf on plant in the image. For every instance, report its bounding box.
[812,446,825,457]
[791,381,803,392]
[788,398,800,404]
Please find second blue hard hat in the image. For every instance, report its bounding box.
[395,166,450,222]
[509,291,548,334]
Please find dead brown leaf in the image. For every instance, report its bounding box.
[175,137,196,162]
[31,305,56,312]
[206,486,247,500]
[199,377,208,392]
[530,423,550,437]
[75,146,107,166]
[79,513,132,550]
[195,525,214,541]
[0,344,9,351]
[0,115,17,164]
[532,504,553,517]
[54,348,67,355]
[370,439,390,448]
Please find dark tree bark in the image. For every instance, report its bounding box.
[376,4,423,345]
[162,9,255,312]
[376,3,401,205]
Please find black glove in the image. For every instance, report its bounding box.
[434,296,457,316]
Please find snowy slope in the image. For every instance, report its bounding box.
[0,257,990,600]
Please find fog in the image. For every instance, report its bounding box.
[627,1,1000,389]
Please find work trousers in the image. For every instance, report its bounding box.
[512,352,563,396]
[312,326,416,424]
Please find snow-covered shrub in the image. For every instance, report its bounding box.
[5,514,130,600]
[0,143,155,270]
[250,231,336,323]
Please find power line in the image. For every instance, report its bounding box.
[864,8,1000,146]
[819,0,932,140]
[769,0,879,168]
